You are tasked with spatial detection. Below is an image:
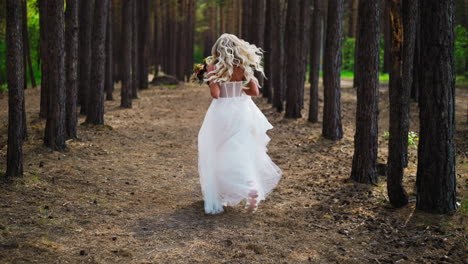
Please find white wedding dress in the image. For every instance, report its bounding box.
[198,81,282,214]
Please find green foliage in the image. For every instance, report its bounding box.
[383,131,419,147]
[342,38,355,72]
[0,83,7,93]
[455,25,468,75]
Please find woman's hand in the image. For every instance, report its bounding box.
[242,80,260,96]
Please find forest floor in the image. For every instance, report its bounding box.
[0,79,467,264]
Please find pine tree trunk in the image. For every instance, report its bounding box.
[43,0,67,151]
[308,0,322,123]
[252,0,266,87]
[350,0,380,184]
[39,0,49,119]
[298,0,311,110]
[153,0,160,77]
[121,0,132,108]
[263,0,272,101]
[410,0,420,102]
[382,1,391,74]
[85,0,108,125]
[5,0,25,178]
[272,0,285,113]
[416,0,457,214]
[131,0,139,97]
[347,0,358,38]
[105,0,114,100]
[65,0,79,139]
[78,0,94,115]
[139,0,150,89]
[322,0,343,140]
[22,0,36,88]
[241,0,252,42]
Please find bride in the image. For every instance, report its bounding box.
[198,33,282,215]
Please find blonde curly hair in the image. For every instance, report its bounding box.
[204,33,265,87]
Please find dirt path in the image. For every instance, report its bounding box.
[0,82,466,263]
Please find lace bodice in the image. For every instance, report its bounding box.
[219,81,244,98]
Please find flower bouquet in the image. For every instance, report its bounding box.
[191,59,208,85]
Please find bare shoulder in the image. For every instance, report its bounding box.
[232,66,245,81]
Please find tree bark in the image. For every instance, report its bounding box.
[105,0,114,100]
[272,0,285,113]
[85,0,108,125]
[131,0,139,97]
[43,0,67,151]
[121,0,132,108]
[416,0,457,214]
[39,0,49,119]
[263,0,272,101]
[347,0,358,38]
[322,0,343,140]
[285,0,304,118]
[308,0,322,123]
[65,0,79,139]
[78,0,94,115]
[410,0,420,102]
[5,0,25,178]
[251,0,266,87]
[139,0,150,89]
[241,0,252,42]
[382,1,391,73]
[350,0,380,184]
[22,0,36,88]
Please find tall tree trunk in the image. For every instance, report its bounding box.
[44,0,67,151]
[347,0,358,38]
[131,0,139,97]
[105,0,114,100]
[382,1,391,73]
[139,0,150,89]
[241,0,252,42]
[263,0,272,101]
[22,0,36,88]
[285,0,304,118]
[298,0,311,109]
[350,0,380,184]
[39,0,49,119]
[85,0,108,125]
[121,0,132,108]
[387,0,417,208]
[322,0,344,140]
[272,0,285,113]
[308,0,322,123]
[410,0,420,102]
[78,0,93,115]
[251,0,266,87]
[65,0,79,139]
[153,0,160,77]
[416,0,457,214]
[5,0,25,178]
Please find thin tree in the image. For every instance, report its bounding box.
[131,0,139,98]
[241,0,252,42]
[251,0,266,87]
[263,0,272,101]
[5,0,25,177]
[121,0,133,108]
[350,0,380,184]
[85,0,109,125]
[271,0,285,113]
[78,0,94,115]
[322,0,343,140]
[105,0,114,100]
[138,0,150,89]
[308,0,322,123]
[43,0,67,151]
[65,0,79,139]
[416,0,457,214]
[21,0,36,88]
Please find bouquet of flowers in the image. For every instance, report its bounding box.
[191,59,208,85]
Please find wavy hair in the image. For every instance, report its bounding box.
[204,33,265,87]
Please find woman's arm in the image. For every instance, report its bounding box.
[207,64,220,99]
[242,79,260,97]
